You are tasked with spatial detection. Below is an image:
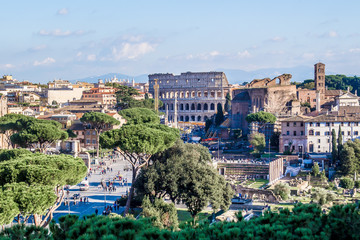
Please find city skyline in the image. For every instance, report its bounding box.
[1,0,360,83]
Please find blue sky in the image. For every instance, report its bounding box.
[1,0,360,83]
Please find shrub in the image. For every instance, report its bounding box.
[273,182,290,200]
[339,178,354,189]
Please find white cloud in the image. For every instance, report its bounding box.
[237,50,251,58]
[1,64,14,69]
[269,36,285,42]
[33,57,56,66]
[57,8,68,15]
[349,48,360,53]
[76,51,83,57]
[87,54,96,61]
[111,42,155,60]
[209,51,220,57]
[38,29,89,37]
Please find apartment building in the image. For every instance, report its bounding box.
[280,114,360,153]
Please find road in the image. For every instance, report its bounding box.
[52,158,133,221]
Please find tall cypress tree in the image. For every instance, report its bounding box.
[215,104,225,126]
[331,129,337,163]
[224,92,232,113]
[338,126,343,159]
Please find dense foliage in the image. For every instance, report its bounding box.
[215,104,225,126]
[339,139,360,175]
[107,83,163,109]
[2,203,360,239]
[273,182,290,200]
[295,75,360,96]
[80,112,120,159]
[0,114,68,152]
[135,140,233,221]
[100,108,179,215]
[0,150,87,227]
[249,132,266,154]
[245,111,276,128]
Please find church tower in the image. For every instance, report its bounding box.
[314,62,326,95]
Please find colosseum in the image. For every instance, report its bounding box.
[148,72,230,123]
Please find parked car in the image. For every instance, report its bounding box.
[80,181,90,191]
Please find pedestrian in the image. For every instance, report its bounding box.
[95,209,98,215]
[80,197,82,203]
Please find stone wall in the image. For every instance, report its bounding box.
[149,72,230,122]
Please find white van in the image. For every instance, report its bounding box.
[80,181,90,191]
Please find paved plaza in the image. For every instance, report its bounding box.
[53,158,134,221]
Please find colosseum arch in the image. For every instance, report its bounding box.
[185,116,189,122]
[217,91,222,98]
[191,91,195,98]
[180,104,184,110]
[204,103,208,111]
[180,92,184,98]
[191,116,195,121]
[191,103,195,110]
[197,116,201,121]
[171,104,174,111]
[169,92,173,98]
[180,116,184,121]
[197,91,202,97]
[166,92,169,98]
[210,103,215,110]
[185,104,189,110]
[197,103,201,110]
[204,91,208,97]
[186,91,190,98]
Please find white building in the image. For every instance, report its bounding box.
[280,114,360,153]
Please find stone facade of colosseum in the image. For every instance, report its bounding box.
[148,72,230,123]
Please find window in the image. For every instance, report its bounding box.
[286,131,290,135]
[309,122,313,127]
[355,122,359,126]
[326,122,330,127]
[332,123,335,126]
[318,139,321,143]
[342,131,344,136]
[341,122,344,126]
[316,123,320,127]
[328,139,330,143]
[301,131,304,136]
[294,131,297,136]
[301,122,304,127]
[355,131,359,136]
[86,139,90,144]
[294,122,297,126]
[348,131,351,136]
[86,131,90,135]
[348,122,351,126]
[315,131,320,136]
[309,130,314,136]
[286,122,289,127]
[92,140,96,144]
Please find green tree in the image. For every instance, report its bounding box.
[141,196,178,229]
[339,144,356,175]
[332,129,337,163]
[312,162,320,177]
[144,93,149,100]
[100,120,179,215]
[0,114,30,148]
[9,118,68,153]
[204,119,212,133]
[246,111,276,127]
[249,132,266,154]
[338,126,343,158]
[80,112,120,159]
[0,151,87,227]
[215,104,225,126]
[66,129,77,138]
[339,177,354,189]
[273,182,290,200]
[135,140,233,222]
[311,187,335,205]
[224,92,231,113]
[119,107,160,125]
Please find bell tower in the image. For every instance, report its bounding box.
[314,62,326,95]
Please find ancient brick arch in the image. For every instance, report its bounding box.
[232,185,280,203]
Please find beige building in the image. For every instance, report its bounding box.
[280,114,360,153]
[45,88,84,105]
[149,72,230,123]
[82,87,116,106]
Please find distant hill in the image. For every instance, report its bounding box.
[69,66,338,85]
